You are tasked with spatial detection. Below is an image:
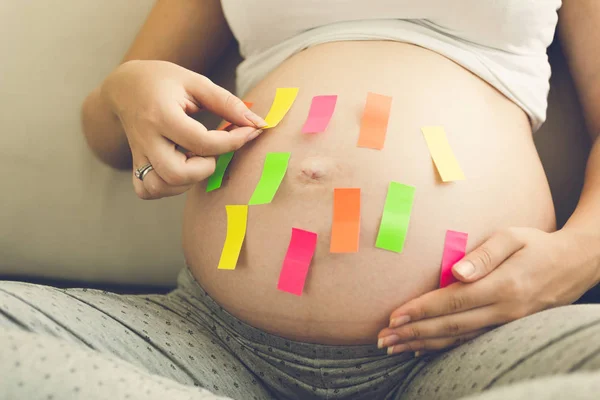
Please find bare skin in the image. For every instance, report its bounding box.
[378,0,600,355]
[81,0,600,349]
[184,40,555,344]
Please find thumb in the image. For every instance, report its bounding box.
[185,73,267,129]
[453,229,524,282]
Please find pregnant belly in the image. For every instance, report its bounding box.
[182,41,555,345]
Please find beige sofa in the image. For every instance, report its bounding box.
[0,2,592,287]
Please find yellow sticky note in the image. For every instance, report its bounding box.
[217,205,248,270]
[264,88,299,128]
[421,126,466,182]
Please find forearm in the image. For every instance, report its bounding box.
[559,0,600,140]
[562,139,600,286]
[560,78,600,285]
[81,0,232,170]
[122,0,233,74]
[558,0,600,284]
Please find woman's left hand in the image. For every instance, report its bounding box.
[377,227,600,355]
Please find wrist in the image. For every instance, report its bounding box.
[558,226,600,286]
[99,69,124,117]
[100,60,145,114]
[82,80,132,170]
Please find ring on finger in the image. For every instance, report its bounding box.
[134,163,154,181]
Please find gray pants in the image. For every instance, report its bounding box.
[1,267,599,400]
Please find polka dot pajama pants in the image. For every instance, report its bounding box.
[1,268,599,400]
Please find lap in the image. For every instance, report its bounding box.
[0,280,273,400]
[400,305,600,400]
[458,371,600,400]
[0,328,232,400]
[4,280,599,400]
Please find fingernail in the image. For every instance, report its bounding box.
[244,112,268,129]
[454,261,475,278]
[389,315,411,328]
[246,128,263,141]
[377,335,399,349]
[387,344,408,355]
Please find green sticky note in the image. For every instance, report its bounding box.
[375,182,416,253]
[248,152,291,205]
[206,152,235,192]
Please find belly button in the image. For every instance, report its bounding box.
[297,156,336,184]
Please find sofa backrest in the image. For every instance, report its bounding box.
[0,2,591,285]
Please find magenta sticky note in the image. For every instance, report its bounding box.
[439,230,468,288]
[301,95,337,133]
[277,228,318,296]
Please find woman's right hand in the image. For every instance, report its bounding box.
[101,60,266,200]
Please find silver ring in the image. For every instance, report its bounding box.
[134,163,154,181]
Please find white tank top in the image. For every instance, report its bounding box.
[220,0,562,131]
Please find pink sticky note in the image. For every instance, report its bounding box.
[439,230,468,288]
[301,95,337,133]
[277,228,318,296]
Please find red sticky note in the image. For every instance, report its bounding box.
[277,228,318,296]
[217,101,254,131]
[330,188,360,253]
[356,92,392,150]
[439,230,468,288]
[301,95,337,133]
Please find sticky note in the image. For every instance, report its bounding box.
[421,126,465,182]
[302,95,337,133]
[217,101,254,131]
[277,228,318,296]
[248,152,290,205]
[216,120,231,131]
[375,182,415,253]
[439,230,468,288]
[356,92,393,150]
[206,151,234,192]
[263,88,299,128]
[330,188,361,253]
[217,205,248,270]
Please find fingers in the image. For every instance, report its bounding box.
[132,156,193,200]
[453,228,525,282]
[388,281,495,327]
[379,306,501,347]
[140,172,193,200]
[132,142,215,199]
[386,330,488,355]
[184,73,267,128]
[165,107,263,156]
[147,138,217,186]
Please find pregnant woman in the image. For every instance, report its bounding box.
[2,1,600,399]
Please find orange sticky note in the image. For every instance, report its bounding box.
[217,120,232,131]
[356,92,393,150]
[330,188,361,253]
